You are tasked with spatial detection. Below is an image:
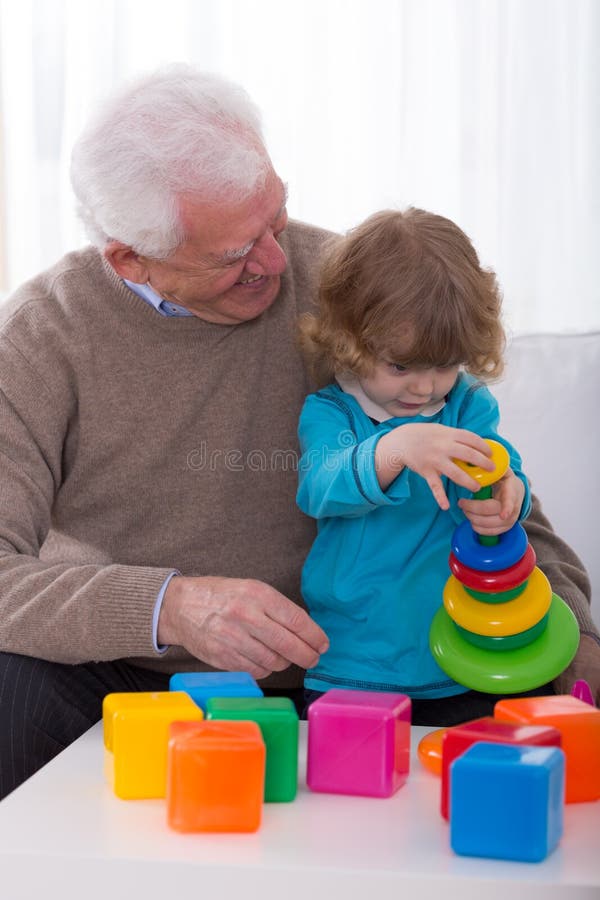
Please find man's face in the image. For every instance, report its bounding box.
[140,167,288,324]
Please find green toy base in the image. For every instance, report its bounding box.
[429,593,580,694]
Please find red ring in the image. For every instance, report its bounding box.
[448,543,536,592]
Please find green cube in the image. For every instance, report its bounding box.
[206,696,298,802]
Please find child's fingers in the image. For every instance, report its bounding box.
[426,475,450,511]
[446,461,482,493]
[454,431,496,471]
[458,497,504,533]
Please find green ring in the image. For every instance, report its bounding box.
[429,594,580,693]
[464,580,528,603]
[454,612,549,651]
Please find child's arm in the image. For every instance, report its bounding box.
[374,422,495,511]
[297,391,415,519]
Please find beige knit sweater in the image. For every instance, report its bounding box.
[0,221,596,689]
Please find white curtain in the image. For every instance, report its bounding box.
[0,0,598,334]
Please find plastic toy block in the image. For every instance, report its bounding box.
[168,671,263,711]
[102,691,204,799]
[306,689,411,797]
[206,696,298,802]
[417,727,447,775]
[441,716,561,819]
[450,742,565,862]
[166,720,265,832]
[494,695,600,802]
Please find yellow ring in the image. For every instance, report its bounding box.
[453,438,510,488]
[443,566,552,636]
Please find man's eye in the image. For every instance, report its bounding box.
[222,255,246,268]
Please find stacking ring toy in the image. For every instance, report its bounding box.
[432,432,579,696]
[453,438,510,488]
[417,727,447,775]
[443,566,552,635]
[448,543,537,593]
[429,594,580,693]
[451,520,528,571]
[455,612,550,651]
[464,582,528,603]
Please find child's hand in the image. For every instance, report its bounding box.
[375,423,495,510]
[458,469,525,535]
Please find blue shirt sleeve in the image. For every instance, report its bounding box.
[297,392,411,519]
[152,570,180,653]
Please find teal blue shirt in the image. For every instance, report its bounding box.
[297,373,531,698]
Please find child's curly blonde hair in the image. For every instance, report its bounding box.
[299,208,505,386]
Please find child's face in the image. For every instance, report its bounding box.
[357,359,460,417]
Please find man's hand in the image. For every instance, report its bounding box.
[553,633,600,706]
[158,576,329,680]
[458,469,525,536]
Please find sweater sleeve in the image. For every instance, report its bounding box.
[296,391,411,518]
[0,333,174,663]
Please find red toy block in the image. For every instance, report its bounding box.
[495,695,600,803]
[441,716,561,819]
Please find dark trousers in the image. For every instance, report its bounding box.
[0,652,172,799]
[0,651,306,800]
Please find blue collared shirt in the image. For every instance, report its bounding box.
[124,279,195,317]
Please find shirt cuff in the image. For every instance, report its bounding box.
[152,570,180,654]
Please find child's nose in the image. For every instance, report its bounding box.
[409,369,435,396]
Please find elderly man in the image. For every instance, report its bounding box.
[0,64,597,798]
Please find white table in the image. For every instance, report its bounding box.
[0,723,598,899]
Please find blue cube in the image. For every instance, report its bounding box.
[450,741,565,862]
[169,671,263,712]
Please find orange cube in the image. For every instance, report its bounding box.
[166,720,266,832]
[495,695,600,803]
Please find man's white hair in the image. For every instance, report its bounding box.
[70,64,270,258]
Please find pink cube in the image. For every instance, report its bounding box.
[306,689,411,797]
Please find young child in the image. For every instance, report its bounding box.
[296,208,531,720]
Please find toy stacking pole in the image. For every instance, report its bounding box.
[472,485,496,547]
[429,439,580,693]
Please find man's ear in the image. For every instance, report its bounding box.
[103,241,150,283]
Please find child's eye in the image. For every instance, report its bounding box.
[390,363,407,373]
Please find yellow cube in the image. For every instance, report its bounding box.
[103,691,204,799]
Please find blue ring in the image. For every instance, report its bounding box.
[451,521,528,571]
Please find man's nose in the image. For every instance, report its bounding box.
[245,230,287,276]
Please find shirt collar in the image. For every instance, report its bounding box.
[336,372,446,422]
[124,279,195,317]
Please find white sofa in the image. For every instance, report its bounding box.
[492,332,599,626]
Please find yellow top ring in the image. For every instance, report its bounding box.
[454,438,510,488]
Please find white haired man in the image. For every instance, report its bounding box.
[0,64,597,798]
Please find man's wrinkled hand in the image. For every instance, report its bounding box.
[158,575,329,680]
